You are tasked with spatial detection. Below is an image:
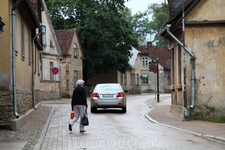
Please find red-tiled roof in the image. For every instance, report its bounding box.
[55,29,76,56]
[139,45,171,69]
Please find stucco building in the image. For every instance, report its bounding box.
[158,0,225,119]
[139,42,171,93]
[55,29,84,98]
[39,0,63,100]
[0,0,44,129]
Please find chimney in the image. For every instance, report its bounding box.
[147,41,152,47]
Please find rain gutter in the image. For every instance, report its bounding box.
[32,27,41,110]
[11,0,23,119]
[166,24,196,110]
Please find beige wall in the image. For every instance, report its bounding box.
[186,0,225,22]
[0,0,12,90]
[0,0,42,126]
[169,0,225,118]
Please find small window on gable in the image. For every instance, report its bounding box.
[42,25,46,45]
[145,57,148,65]
[74,43,79,57]
[50,39,53,47]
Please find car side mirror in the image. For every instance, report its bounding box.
[124,90,128,93]
[90,90,93,93]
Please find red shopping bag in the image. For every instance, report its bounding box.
[71,111,74,119]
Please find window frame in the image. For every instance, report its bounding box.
[120,72,123,84]
[21,18,25,61]
[28,30,31,65]
[42,25,46,45]
[74,43,79,57]
[73,70,78,87]
[50,62,54,81]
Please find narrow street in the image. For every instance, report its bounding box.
[41,94,225,150]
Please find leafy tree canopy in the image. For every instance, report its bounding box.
[120,3,169,47]
[45,0,138,83]
[147,3,169,47]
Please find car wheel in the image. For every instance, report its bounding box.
[122,107,126,113]
[91,107,97,113]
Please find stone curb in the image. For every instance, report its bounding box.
[33,106,55,150]
[144,101,225,142]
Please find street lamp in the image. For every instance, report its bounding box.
[0,17,5,35]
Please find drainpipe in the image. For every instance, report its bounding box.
[32,27,41,110]
[11,0,22,119]
[166,24,196,110]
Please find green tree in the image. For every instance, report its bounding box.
[45,0,138,83]
[120,7,156,45]
[148,3,169,47]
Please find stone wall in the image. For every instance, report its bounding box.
[0,90,40,128]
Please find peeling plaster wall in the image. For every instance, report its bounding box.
[168,0,225,119]
[186,27,225,117]
[186,0,225,22]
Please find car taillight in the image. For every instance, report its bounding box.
[117,93,124,97]
[92,93,99,97]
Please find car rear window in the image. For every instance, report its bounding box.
[95,84,121,91]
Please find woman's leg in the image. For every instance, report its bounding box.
[78,105,85,131]
[69,105,80,126]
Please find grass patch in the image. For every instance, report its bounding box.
[202,116,225,123]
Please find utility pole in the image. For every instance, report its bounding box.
[157,58,159,102]
[182,0,188,120]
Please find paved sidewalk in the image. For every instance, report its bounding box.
[145,97,225,142]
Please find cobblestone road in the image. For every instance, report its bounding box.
[41,94,225,150]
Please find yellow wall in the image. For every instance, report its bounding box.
[169,0,225,118]
[0,0,12,90]
[0,0,40,91]
[185,26,225,107]
[186,0,225,22]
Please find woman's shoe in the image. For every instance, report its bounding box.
[69,124,72,131]
[80,130,86,132]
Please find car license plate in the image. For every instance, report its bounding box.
[103,94,113,98]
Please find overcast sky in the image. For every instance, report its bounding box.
[125,0,165,15]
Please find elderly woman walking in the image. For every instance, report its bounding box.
[69,79,88,132]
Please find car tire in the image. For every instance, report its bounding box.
[91,107,97,113]
[122,107,126,113]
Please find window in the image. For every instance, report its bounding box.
[50,39,53,47]
[130,73,132,85]
[142,57,148,66]
[28,30,31,65]
[124,73,127,84]
[21,18,25,61]
[74,43,78,57]
[137,74,139,85]
[74,70,78,87]
[50,62,54,81]
[120,72,123,84]
[142,74,148,84]
[42,25,46,45]
[133,74,135,85]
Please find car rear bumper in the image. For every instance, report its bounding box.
[91,98,126,108]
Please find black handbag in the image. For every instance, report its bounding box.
[81,109,89,126]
